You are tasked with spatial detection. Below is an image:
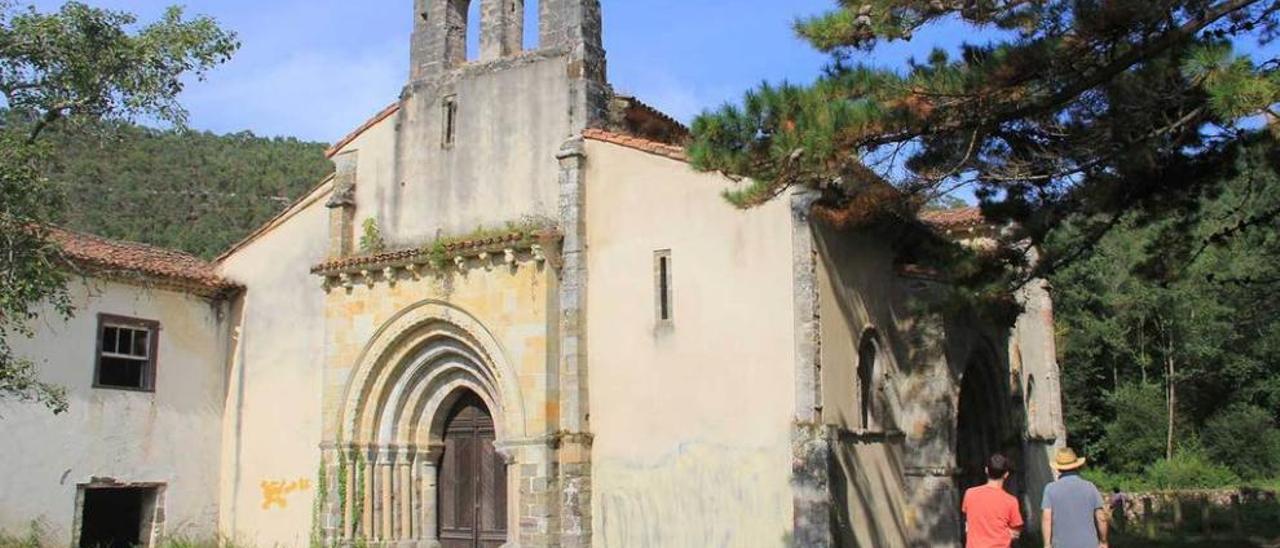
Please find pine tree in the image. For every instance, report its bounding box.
[689,0,1280,287]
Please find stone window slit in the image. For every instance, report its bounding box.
[442,96,458,148]
[655,250,673,324]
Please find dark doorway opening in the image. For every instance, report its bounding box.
[79,486,157,548]
[438,391,507,548]
[956,356,1010,496]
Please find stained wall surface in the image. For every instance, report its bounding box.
[583,141,797,547]
[0,279,229,543]
[215,183,334,546]
[815,222,1064,547]
[814,227,925,548]
[364,54,574,246]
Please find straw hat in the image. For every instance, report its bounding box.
[1052,447,1087,471]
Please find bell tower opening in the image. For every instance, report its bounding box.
[523,0,540,51]
[465,0,481,61]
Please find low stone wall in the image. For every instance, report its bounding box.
[1108,488,1278,537]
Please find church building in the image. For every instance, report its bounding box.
[0,1,1066,547]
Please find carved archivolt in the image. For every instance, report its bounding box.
[336,300,526,446]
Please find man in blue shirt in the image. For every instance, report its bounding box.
[1041,448,1109,548]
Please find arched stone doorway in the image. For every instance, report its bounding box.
[955,349,1014,496]
[322,303,528,547]
[438,391,507,548]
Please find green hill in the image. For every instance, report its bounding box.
[43,121,333,259]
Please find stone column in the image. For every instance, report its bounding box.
[419,445,444,547]
[398,446,414,541]
[378,446,396,542]
[344,444,360,541]
[363,445,377,542]
[409,448,421,541]
[320,443,342,544]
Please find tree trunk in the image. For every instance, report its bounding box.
[1166,352,1176,461]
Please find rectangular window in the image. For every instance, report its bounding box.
[95,315,159,392]
[442,96,458,148]
[654,250,673,323]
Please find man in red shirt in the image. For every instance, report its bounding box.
[962,453,1025,548]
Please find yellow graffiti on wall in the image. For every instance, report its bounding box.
[260,478,312,510]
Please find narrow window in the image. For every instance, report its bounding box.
[95,315,159,392]
[442,96,458,148]
[857,331,879,430]
[655,250,673,323]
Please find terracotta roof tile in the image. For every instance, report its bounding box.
[583,129,688,162]
[326,102,401,158]
[918,207,988,229]
[49,227,239,295]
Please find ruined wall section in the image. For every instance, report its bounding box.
[0,279,230,544]
[813,226,966,547]
[814,223,1066,546]
[583,141,797,547]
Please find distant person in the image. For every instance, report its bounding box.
[1042,448,1109,548]
[1108,487,1128,532]
[961,453,1024,548]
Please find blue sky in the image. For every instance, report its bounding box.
[32,2,1273,144]
[25,0,987,143]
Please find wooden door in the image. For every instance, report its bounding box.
[439,394,507,548]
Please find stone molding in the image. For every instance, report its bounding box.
[313,230,563,288]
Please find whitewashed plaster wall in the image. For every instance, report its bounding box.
[216,182,333,546]
[584,141,797,547]
[0,278,229,543]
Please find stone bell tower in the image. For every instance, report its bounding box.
[379,0,608,245]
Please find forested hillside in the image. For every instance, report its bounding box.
[42,120,332,259]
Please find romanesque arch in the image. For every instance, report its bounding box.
[323,300,524,545]
[954,339,1016,495]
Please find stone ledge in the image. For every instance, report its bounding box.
[312,229,563,286]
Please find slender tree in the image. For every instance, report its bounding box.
[0,1,237,412]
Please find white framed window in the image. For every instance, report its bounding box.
[95,315,159,392]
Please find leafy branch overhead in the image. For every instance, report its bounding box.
[0,1,237,413]
[689,0,1280,286]
[0,1,239,141]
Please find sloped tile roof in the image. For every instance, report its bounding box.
[582,129,688,162]
[918,207,988,230]
[49,227,239,296]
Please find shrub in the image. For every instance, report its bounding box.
[0,522,47,548]
[1145,449,1241,490]
[1082,468,1152,493]
[1099,383,1170,474]
[1203,403,1280,480]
